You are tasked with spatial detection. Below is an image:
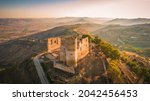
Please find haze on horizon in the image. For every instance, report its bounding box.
[0,0,150,18]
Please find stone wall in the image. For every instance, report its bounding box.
[48,36,89,67]
[77,37,89,60]
[47,37,61,53]
[60,37,78,67]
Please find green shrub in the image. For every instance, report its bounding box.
[108,60,124,83]
[126,59,150,83]
[82,34,92,42]
[127,61,138,67]
[96,40,120,60]
[92,36,101,44]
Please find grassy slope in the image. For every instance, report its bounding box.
[93,24,150,57]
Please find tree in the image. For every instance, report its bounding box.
[111,49,121,60]
[93,36,101,44]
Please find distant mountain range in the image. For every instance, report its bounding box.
[105,18,150,25]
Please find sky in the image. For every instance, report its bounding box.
[0,0,150,18]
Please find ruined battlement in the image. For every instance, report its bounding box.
[77,37,89,60]
[47,35,89,67]
[47,37,61,53]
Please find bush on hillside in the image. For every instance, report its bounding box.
[92,37,121,60]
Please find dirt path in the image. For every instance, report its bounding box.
[100,57,109,83]
[33,53,49,84]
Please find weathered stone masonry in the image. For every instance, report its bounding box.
[47,37,61,53]
[47,35,89,67]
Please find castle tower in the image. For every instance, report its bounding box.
[60,36,78,67]
[47,37,61,53]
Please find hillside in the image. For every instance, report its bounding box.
[0,18,109,43]
[42,35,150,84]
[105,18,150,25]
[93,24,150,57]
[0,24,95,83]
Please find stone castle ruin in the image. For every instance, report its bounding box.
[47,35,89,68]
